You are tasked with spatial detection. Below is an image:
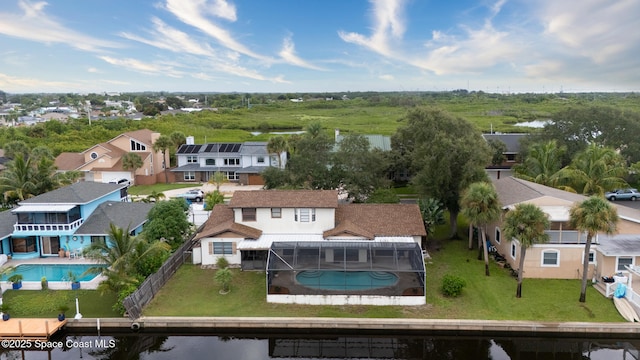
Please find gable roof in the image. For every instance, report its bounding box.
[74,201,154,235]
[195,204,262,240]
[55,152,85,170]
[335,134,391,152]
[111,129,156,146]
[19,182,125,205]
[482,133,528,153]
[229,190,339,208]
[326,204,426,238]
[494,176,640,223]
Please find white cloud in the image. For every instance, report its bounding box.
[338,0,407,57]
[0,72,79,92]
[379,74,394,81]
[0,0,120,52]
[98,56,184,78]
[87,67,100,73]
[538,0,640,64]
[278,35,325,71]
[164,0,269,61]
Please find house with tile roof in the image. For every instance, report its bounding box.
[0,182,153,260]
[55,129,164,185]
[171,138,284,185]
[490,177,640,294]
[193,189,427,305]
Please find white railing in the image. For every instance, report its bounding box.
[13,218,83,232]
[546,230,587,244]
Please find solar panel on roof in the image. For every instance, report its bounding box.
[231,143,241,152]
[204,144,215,152]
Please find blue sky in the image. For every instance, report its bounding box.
[0,0,638,94]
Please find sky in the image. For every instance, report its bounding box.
[0,0,639,94]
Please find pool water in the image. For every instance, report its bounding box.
[296,271,398,291]
[1,264,105,282]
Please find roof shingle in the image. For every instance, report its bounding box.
[229,190,339,208]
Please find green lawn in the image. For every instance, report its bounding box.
[1,289,120,318]
[144,238,623,322]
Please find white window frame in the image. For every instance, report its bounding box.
[271,208,281,218]
[495,228,501,244]
[90,152,98,160]
[510,242,517,259]
[295,208,316,222]
[184,171,195,180]
[582,250,596,265]
[616,257,634,272]
[224,158,240,166]
[186,155,198,163]
[257,156,265,164]
[541,249,560,267]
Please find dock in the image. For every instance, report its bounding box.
[0,318,67,340]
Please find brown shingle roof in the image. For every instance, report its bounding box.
[326,204,426,238]
[195,204,262,240]
[229,190,339,208]
[54,152,85,170]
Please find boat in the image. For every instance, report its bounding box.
[613,297,639,322]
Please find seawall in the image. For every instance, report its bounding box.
[64,317,640,338]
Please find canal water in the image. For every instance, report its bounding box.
[1,332,638,359]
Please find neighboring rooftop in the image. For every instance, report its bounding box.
[327,204,426,238]
[482,133,528,153]
[18,182,125,205]
[229,190,339,209]
[74,201,154,235]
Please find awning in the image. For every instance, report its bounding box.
[238,234,324,250]
[12,204,76,213]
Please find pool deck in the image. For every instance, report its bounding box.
[0,257,106,292]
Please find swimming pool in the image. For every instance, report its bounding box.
[296,270,398,291]
[1,264,106,282]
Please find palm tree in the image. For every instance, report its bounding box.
[145,190,166,203]
[502,203,550,298]
[461,182,502,276]
[554,144,628,195]
[208,171,227,192]
[513,140,565,187]
[169,131,186,152]
[153,135,173,184]
[0,155,36,201]
[84,224,170,294]
[570,196,618,302]
[267,135,288,169]
[204,190,225,211]
[122,153,143,184]
[215,268,233,293]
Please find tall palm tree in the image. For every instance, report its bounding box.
[267,135,288,169]
[570,196,618,302]
[84,224,170,294]
[153,135,173,184]
[502,203,550,298]
[0,155,36,201]
[554,144,628,195]
[513,140,565,187]
[461,182,502,276]
[122,152,143,184]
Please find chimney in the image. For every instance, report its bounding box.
[186,136,195,145]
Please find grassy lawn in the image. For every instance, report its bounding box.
[144,237,623,321]
[1,289,120,318]
[128,183,201,196]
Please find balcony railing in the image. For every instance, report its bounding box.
[13,218,84,232]
[546,230,588,244]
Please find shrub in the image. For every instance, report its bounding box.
[441,274,466,297]
[216,256,229,269]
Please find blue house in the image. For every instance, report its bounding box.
[1,182,153,260]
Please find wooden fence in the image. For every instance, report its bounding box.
[123,229,200,320]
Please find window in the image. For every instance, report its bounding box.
[510,242,517,259]
[257,156,265,164]
[130,139,146,151]
[617,257,633,272]
[495,228,501,244]
[91,236,106,245]
[242,208,256,221]
[226,171,239,180]
[541,250,559,266]
[205,158,215,166]
[582,250,596,264]
[186,155,198,163]
[90,152,98,159]
[12,237,36,253]
[295,208,316,222]
[506,153,516,162]
[184,171,195,180]
[209,242,233,255]
[271,208,281,218]
[224,158,240,166]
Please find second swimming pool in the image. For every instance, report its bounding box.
[295,270,398,291]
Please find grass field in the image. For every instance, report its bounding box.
[127,183,201,196]
[143,237,622,322]
[2,289,120,318]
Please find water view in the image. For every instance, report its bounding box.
[2,332,638,359]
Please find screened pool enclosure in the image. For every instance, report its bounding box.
[266,241,426,306]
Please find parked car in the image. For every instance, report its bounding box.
[176,189,204,202]
[605,188,640,201]
[109,178,130,186]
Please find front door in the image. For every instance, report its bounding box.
[40,236,61,256]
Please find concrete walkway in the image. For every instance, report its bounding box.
[65,317,640,337]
